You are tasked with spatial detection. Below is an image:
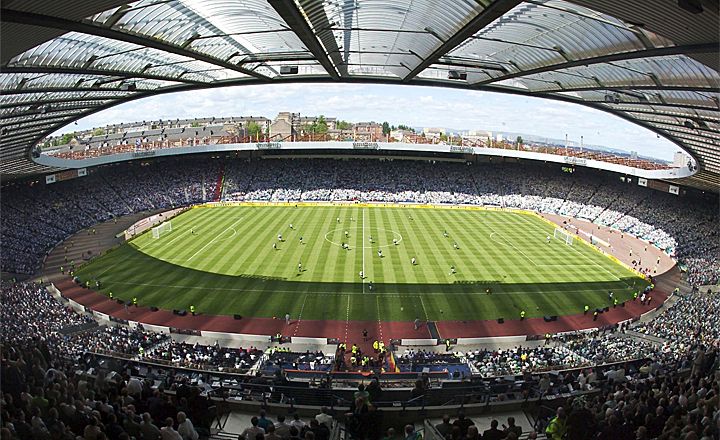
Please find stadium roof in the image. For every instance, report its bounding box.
[1,0,718,191]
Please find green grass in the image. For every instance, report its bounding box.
[76,205,647,322]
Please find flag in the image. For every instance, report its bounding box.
[387,351,400,373]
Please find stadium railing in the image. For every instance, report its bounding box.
[78,350,657,411]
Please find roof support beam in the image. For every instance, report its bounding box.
[0,103,109,121]
[267,0,339,79]
[533,84,720,94]
[474,43,719,85]
[0,133,43,145]
[651,126,720,142]
[294,0,347,77]
[403,0,523,82]
[621,107,720,123]
[0,95,128,110]
[632,117,720,134]
[0,116,71,131]
[0,65,208,86]
[0,8,271,81]
[0,87,136,96]
[595,100,720,112]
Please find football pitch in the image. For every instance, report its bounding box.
[76,205,647,322]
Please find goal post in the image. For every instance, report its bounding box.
[151,222,172,239]
[553,227,574,245]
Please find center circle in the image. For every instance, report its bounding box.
[324,226,403,249]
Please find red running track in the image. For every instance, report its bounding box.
[55,269,673,342]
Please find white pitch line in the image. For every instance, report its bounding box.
[324,227,402,249]
[344,295,351,342]
[105,281,619,296]
[361,208,366,294]
[376,294,383,341]
[186,218,242,261]
[509,213,623,282]
[489,231,539,266]
[420,296,429,321]
[293,293,308,336]
[159,228,192,249]
[94,258,126,278]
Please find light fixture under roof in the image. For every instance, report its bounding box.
[448,70,467,80]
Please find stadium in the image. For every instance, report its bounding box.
[0,1,718,439]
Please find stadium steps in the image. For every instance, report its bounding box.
[209,431,240,440]
[214,163,226,202]
[625,329,667,345]
[609,196,649,227]
[427,321,441,340]
[583,186,600,205]
[590,193,622,223]
[562,179,575,200]
[557,180,575,211]
[99,173,134,213]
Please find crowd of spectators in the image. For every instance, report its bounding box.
[226,159,719,286]
[65,326,170,358]
[146,341,263,372]
[3,158,716,286]
[1,280,719,438]
[0,282,267,375]
[2,156,719,439]
[552,348,719,440]
[239,409,334,440]
[261,350,333,374]
[559,332,677,365]
[0,280,94,346]
[466,345,585,378]
[1,334,211,440]
[8,279,713,382]
[1,159,220,275]
[633,289,720,347]
[394,349,470,375]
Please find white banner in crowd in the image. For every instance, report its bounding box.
[669,185,679,195]
[45,174,56,184]
[637,177,648,187]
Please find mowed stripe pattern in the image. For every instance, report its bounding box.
[76,206,646,322]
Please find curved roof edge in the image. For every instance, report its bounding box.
[1,0,717,190]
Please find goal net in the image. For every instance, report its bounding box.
[151,222,172,239]
[553,228,574,245]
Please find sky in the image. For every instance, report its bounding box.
[59,83,680,161]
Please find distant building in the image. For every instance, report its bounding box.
[390,129,415,141]
[673,151,689,168]
[354,122,383,141]
[299,116,337,131]
[463,130,492,144]
[327,128,354,140]
[467,130,492,138]
[270,112,300,140]
[236,116,271,134]
[423,127,445,139]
